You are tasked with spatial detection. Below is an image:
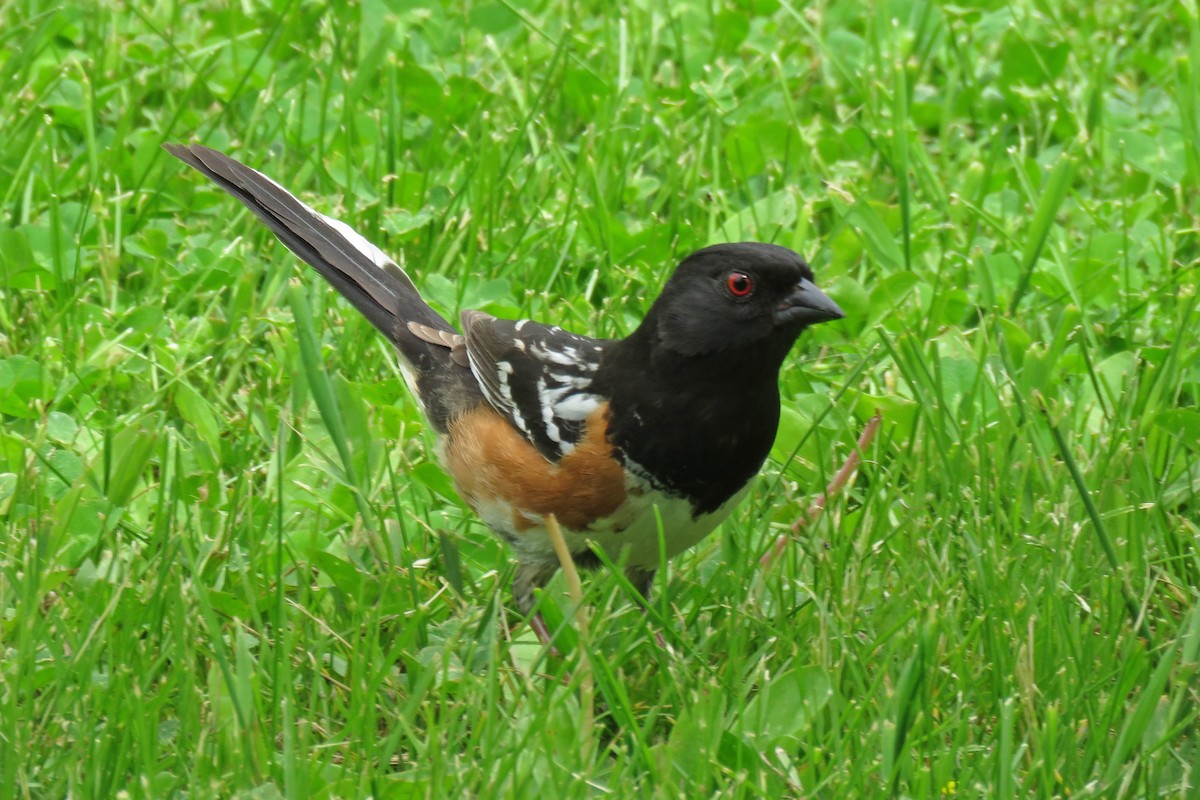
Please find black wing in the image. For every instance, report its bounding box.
[460,311,608,460]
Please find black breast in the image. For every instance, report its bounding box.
[596,349,783,515]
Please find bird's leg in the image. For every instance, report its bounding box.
[624,566,670,649]
[625,566,655,606]
[527,610,555,648]
[513,559,561,647]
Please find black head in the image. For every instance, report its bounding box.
[645,242,843,359]
[599,242,844,514]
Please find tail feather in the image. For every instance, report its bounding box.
[165,143,481,430]
[163,143,454,340]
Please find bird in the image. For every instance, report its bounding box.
[164,143,845,632]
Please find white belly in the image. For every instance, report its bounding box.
[474,479,750,570]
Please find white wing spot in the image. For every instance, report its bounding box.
[538,346,581,367]
[554,393,601,421]
[549,372,592,390]
[537,377,568,451]
[497,361,529,434]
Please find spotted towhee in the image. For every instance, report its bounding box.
[165,144,845,620]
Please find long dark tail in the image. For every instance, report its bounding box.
[164,143,478,428]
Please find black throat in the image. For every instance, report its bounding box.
[594,326,788,516]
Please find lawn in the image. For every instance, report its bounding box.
[2,0,1198,796]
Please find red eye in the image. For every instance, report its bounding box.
[726,271,754,298]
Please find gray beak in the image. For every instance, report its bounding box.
[776,277,845,326]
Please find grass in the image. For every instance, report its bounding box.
[1,0,1199,796]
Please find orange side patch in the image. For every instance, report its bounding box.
[443,403,626,532]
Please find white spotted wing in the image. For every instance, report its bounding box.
[460,310,607,460]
